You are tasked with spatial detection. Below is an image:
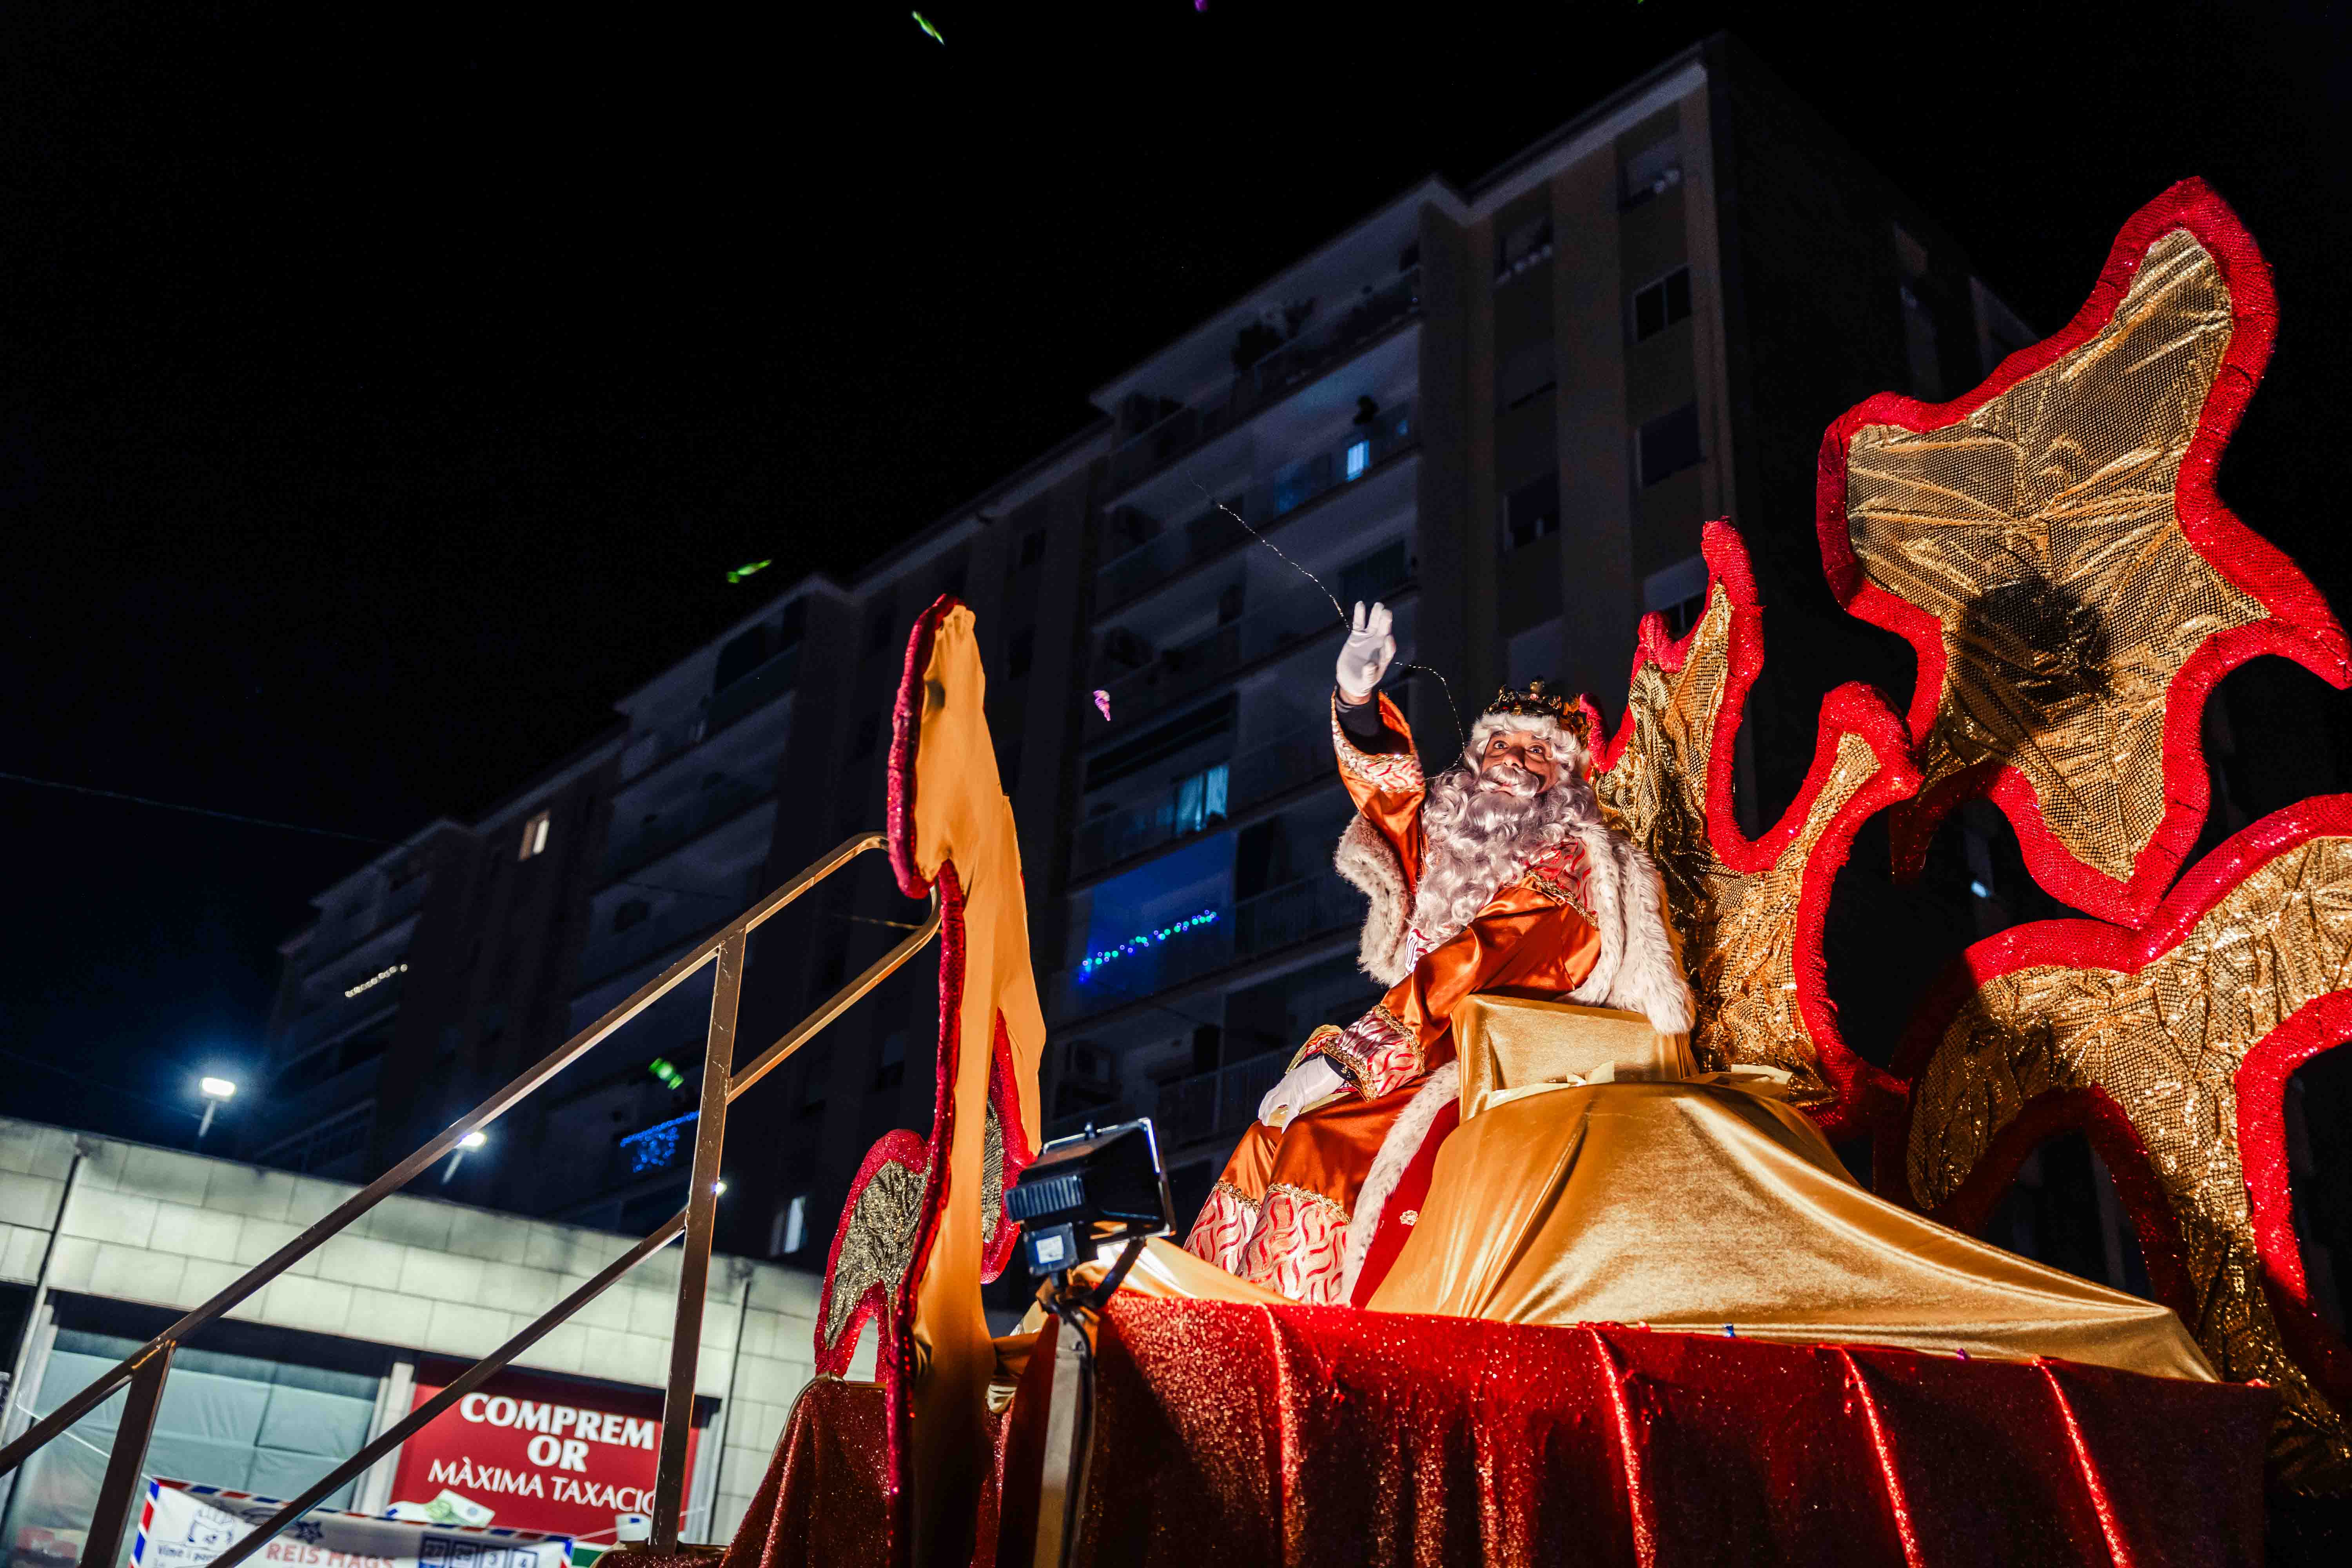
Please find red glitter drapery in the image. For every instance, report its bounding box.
[1074,1300,2271,1567]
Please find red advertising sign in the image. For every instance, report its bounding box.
[388,1362,701,1541]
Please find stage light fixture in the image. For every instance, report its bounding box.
[1007,1117,1174,1282]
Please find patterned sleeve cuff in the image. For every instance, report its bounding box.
[1331,693,1423,795]
[1308,1004,1420,1099]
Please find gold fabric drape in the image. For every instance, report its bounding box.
[1368,1068,2215,1381]
[1455,996,1695,1120]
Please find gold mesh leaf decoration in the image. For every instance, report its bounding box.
[1844,230,2259,882]
[1908,833,2352,1486]
[822,1158,927,1347]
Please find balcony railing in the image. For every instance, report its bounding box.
[601,776,773,884]
[1042,1049,1292,1153]
[1051,873,1361,1021]
[1071,725,1333,880]
[576,901,728,991]
[1105,268,1421,495]
[278,972,405,1059]
[303,877,429,974]
[1096,552,1413,735]
[1095,401,1415,612]
[704,644,800,735]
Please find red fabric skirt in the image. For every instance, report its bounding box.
[722,1302,2274,1566]
[1074,1299,2273,1567]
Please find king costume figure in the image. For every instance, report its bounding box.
[1183,600,1695,1303]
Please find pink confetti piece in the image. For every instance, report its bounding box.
[1093,689,1112,721]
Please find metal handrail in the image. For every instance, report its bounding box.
[0,830,940,1564]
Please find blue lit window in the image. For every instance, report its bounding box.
[1172,764,1229,835]
[1345,440,1370,480]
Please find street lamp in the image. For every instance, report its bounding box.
[442,1128,488,1184]
[197,1078,236,1142]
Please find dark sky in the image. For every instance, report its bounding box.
[4,1,2348,1149]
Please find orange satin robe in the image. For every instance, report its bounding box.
[1183,693,1601,1303]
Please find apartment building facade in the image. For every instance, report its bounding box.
[256,38,2310,1321]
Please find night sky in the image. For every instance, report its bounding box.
[4,2,2348,1150]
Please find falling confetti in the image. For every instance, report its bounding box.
[1093,690,1111,721]
[725,559,772,584]
[912,11,944,44]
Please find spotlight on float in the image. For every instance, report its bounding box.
[1006,1118,1174,1301]
[196,1077,237,1142]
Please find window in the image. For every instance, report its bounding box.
[1344,439,1370,481]
[713,625,770,692]
[1172,764,1229,836]
[799,1047,831,1113]
[1502,473,1561,550]
[1009,627,1035,678]
[852,713,880,757]
[866,595,897,653]
[1621,135,1682,209]
[771,1193,809,1256]
[519,810,551,861]
[613,897,651,933]
[812,945,848,1003]
[875,1029,907,1091]
[1633,267,1692,341]
[1643,555,1710,639]
[1495,213,1553,282]
[1337,541,1409,609]
[1637,404,1702,487]
[1017,528,1048,568]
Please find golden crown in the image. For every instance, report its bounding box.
[1483,679,1591,740]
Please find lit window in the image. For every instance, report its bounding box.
[1345,440,1370,480]
[774,1193,809,1256]
[519,810,551,861]
[1172,764,1229,835]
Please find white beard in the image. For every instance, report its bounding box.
[1409,764,1602,948]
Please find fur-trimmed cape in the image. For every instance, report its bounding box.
[1333,808,1695,1038]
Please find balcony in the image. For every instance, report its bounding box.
[1072,725,1332,881]
[1095,402,1415,613]
[1052,872,1361,1022]
[303,876,428,975]
[705,643,800,735]
[1096,548,1412,737]
[279,970,405,1059]
[575,902,726,991]
[1042,1049,1291,1151]
[1105,269,1421,497]
[599,776,772,884]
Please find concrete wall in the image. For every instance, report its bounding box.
[0,1119,832,1545]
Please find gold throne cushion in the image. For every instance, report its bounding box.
[1453,995,1695,1122]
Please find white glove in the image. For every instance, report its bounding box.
[1258,1056,1347,1130]
[1336,601,1396,703]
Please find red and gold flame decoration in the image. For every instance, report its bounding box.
[1800,180,2352,1490]
[1589,523,1920,1141]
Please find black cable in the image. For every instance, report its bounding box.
[0,768,397,845]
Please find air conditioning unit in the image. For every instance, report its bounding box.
[1067,1043,1114,1086]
